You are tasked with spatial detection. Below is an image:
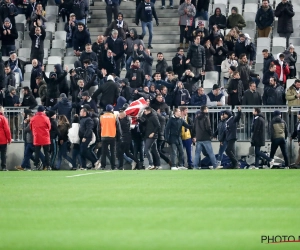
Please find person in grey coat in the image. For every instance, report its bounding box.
[177,0,196,48]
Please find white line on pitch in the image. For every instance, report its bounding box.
[66,171,112,178]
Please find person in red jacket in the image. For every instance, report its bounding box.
[273,53,290,86]
[30,105,51,170]
[0,106,12,171]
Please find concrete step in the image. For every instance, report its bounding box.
[90,9,178,17]
[89,19,179,26]
[88,27,180,34]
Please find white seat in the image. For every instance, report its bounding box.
[203,79,216,89]
[272,46,285,55]
[242,29,255,40]
[15,23,25,33]
[54,31,67,40]
[50,48,64,57]
[45,31,53,40]
[44,48,49,59]
[22,40,31,48]
[213,0,228,4]
[45,22,55,33]
[44,40,51,49]
[24,72,31,81]
[244,4,258,13]
[56,22,65,31]
[15,72,20,87]
[255,54,264,63]
[257,38,270,47]
[18,48,31,60]
[205,71,219,82]
[15,14,26,24]
[25,64,33,72]
[45,6,58,16]
[52,39,66,49]
[64,56,78,64]
[286,79,295,90]
[47,56,62,65]
[45,14,57,23]
[294,46,300,56]
[289,38,300,46]
[243,12,256,22]
[66,48,75,56]
[255,63,263,72]
[21,81,30,88]
[273,37,286,47]
[245,21,256,30]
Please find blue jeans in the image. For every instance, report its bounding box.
[170,140,184,167]
[254,146,271,167]
[141,21,153,46]
[161,0,173,6]
[56,141,75,169]
[217,141,227,162]
[21,143,45,169]
[182,138,193,166]
[194,141,217,169]
[1,45,16,57]
[126,56,133,71]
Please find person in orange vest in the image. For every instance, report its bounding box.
[0,106,11,171]
[98,105,121,170]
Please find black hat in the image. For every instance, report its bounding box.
[47,110,56,118]
[82,104,92,110]
[82,91,89,97]
[121,78,129,85]
[9,51,16,55]
[273,110,281,116]
[223,110,232,117]
[37,105,45,112]
[230,66,236,71]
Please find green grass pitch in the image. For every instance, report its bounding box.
[0,170,300,250]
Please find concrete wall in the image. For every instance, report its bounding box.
[4,141,298,170]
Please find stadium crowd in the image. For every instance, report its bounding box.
[0,0,299,171]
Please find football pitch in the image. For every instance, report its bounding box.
[0,170,300,250]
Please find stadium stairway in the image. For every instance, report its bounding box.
[90,0,181,78]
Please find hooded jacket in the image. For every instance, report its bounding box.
[150,99,170,116]
[133,50,153,76]
[178,2,196,26]
[187,42,206,69]
[51,97,72,122]
[213,118,226,142]
[73,26,91,51]
[30,112,51,146]
[255,5,274,30]
[227,9,246,29]
[286,84,300,107]
[54,64,69,95]
[120,80,132,102]
[172,53,187,79]
[209,8,227,30]
[138,111,160,139]
[270,116,288,141]
[251,114,266,147]
[42,71,68,99]
[156,59,168,79]
[49,117,59,140]
[21,92,37,109]
[0,111,11,144]
[125,65,145,89]
[223,110,241,141]
[213,44,228,66]
[275,1,294,34]
[119,116,132,142]
[125,28,145,56]
[92,79,119,108]
[192,112,212,141]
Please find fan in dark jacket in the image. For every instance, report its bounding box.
[242,82,262,105]
[150,94,170,116]
[92,35,106,70]
[165,108,192,169]
[274,0,295,48]
[30,59,42,97]
[3,65,16,88]
[64,14,77,48]
[120,78,132,102]
[235,34,256,64]
[78,44,98,68]
[51,93,73,122]
[125,59,145,89]
[187,36,206,75]
[0,0,18,26]
[209,7,226,31]
[156,53,168,79]
[191,87,207,106]
[0,18,18,56]
[173,81,191,108]
[73,23,91,54]
[92,75,119,108]
[21,87,37,109]
[251,108,273,169]
[104,12,129,40]
[180,69,201,95]
[222,108,241,169]
[72,0,88,23]
[263,51,275,74]
[227,72,244,108]
[255,1,274,38]
[203,39,215,72]
[262,77,285,105]
[172,48,188,79]
[42,66,68,107]
[262,63,278,86]
[29,25,46,63]
[54,64,69,96]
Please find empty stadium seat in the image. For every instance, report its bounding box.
[15,23,25,33]
[25,64,33,72]
[255,54,264,64]
[24,72,31,81]
[54,31,67,41]
[48,56,62,65]
[244,4,258,13]
[272,46,285,55]
[52,40,66,49]
[21,81,30,88]
[257,38,270,47]
[50,48,64,56]
[243,12,256,22]
[18,48,31,60]
[45,22,56,33]
[273,37,287,47]
[203,79,216,89]
[22,40,31,48]
[205,71,219,83]
[45,6,58,16]
[64,56,78,64]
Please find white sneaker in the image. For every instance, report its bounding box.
[157,166,163,170]
[249,165,259,169]
[216,165,223,169]
[171,167,178,170]
[94,160,101,170]
[269,159,275,169]
[146,165,155,170]
[209,166,214,169]
[131,161,136,170]
[262,165,270,169]
[178,166,188,170]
